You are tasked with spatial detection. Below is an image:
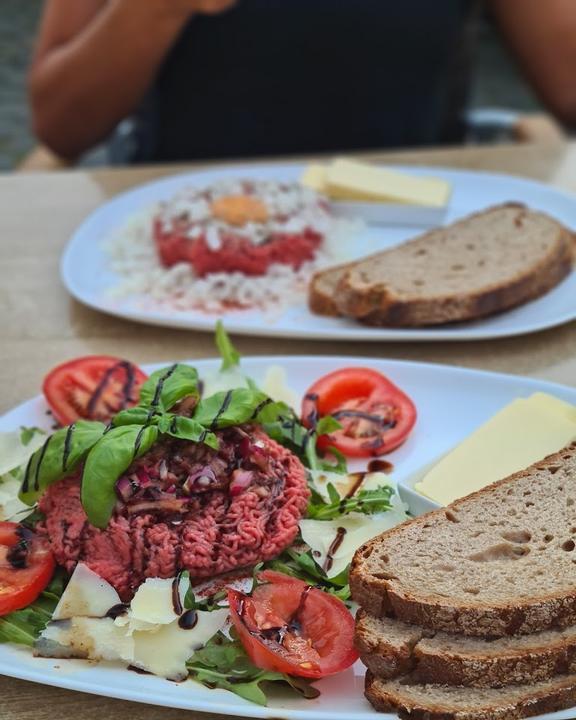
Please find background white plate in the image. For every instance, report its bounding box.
[61,164,576,341]
[2,356,576,719]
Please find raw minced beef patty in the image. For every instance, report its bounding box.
[154,180,330,277]
[38,427,309,599]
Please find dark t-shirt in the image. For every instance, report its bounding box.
[130,0,477,162]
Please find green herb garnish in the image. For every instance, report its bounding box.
[187,630,319,706]
[305,482,394,521]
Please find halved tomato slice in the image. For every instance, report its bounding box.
[43,356,148,426]
[0,522,55,615]
[228,570,357,678]
[301,367,417,458]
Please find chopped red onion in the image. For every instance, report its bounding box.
[183,466,217,494]
[230,469,254,496]
[116,476,136,502]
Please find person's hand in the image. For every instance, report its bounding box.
[148,0,238,20]
[189,0,237,14]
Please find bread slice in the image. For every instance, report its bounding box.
[308,263,348,316]
[333,204,574,326]
[350,442,576,637]
[356,610,576,688]
[365,671,576,720]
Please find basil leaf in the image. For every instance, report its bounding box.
[193,388,269,429]
[81,424,158,528]
[19,421,106,506]
[112,407,153,427]
[138,364,199,412]
[162,415,218,449]
[215,321,240,371]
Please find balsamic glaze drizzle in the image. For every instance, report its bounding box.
[367,458,394,474]
[178,609,199,630]
[209,390,233,431]
[250,398,273,420]
[171,572,183,616]
[86,361,136,418]
[7,526,31,569]
[62,423,76,472]
[323,527,347,573]
[32,435,52,492]
[331,409,397,429]
[105,603,130,619]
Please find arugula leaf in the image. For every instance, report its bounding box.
[0,569,67,647]
[315,416,341,436]
[81,424,159,528]
[179,572,228,612]
[187,631,319,705]
[19,421,106,506]
[265,547,351,601]
[215,321,240,371]
[260,407,347,474]
[194,388,269,429]
[306,484,395,521]
[20,427,45,447]
[138,364,200,412]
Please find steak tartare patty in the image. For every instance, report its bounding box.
[38,427,309,599]
[153,179,331,277]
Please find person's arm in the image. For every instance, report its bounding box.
[29,0,236,160]
[490,0,576,127]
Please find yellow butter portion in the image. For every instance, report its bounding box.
[300,163,327,192]
[415,392,576,506]
[325,158,451,207]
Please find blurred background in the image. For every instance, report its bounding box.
[0,0,556,171]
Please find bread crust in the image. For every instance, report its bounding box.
[356,610,576,688]
[308,263,349,316]
[365,671,576,720]
[333,205,574,326]
[351,443,576,637]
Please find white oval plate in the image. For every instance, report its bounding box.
[2,355,576,720]
[61,164,576,341]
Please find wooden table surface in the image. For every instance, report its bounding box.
[2,141,576,719]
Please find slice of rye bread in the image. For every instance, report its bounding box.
[350,442,576,637]
[365,671,576,720]
[356,610,576,688]
[308,263,348,316]
[333,203,574,326]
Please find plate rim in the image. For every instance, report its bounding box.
[60,163,576,342]
[2,354,576,720]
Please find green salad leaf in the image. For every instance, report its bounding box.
[0,570,67,647]
[194,388,270,429]
[19,421,106,505]
[187,630,319,705]
[306,483,395,521]
[215,320,241,371]
[265,547,350,601]
[81,424,159,528]
[138,364,200,412]
[260,405,346,474]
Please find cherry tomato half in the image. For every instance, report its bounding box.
[228,570,358,678]
[43,356,148,426]
[0,522,55,616]
[301,367,417,458]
